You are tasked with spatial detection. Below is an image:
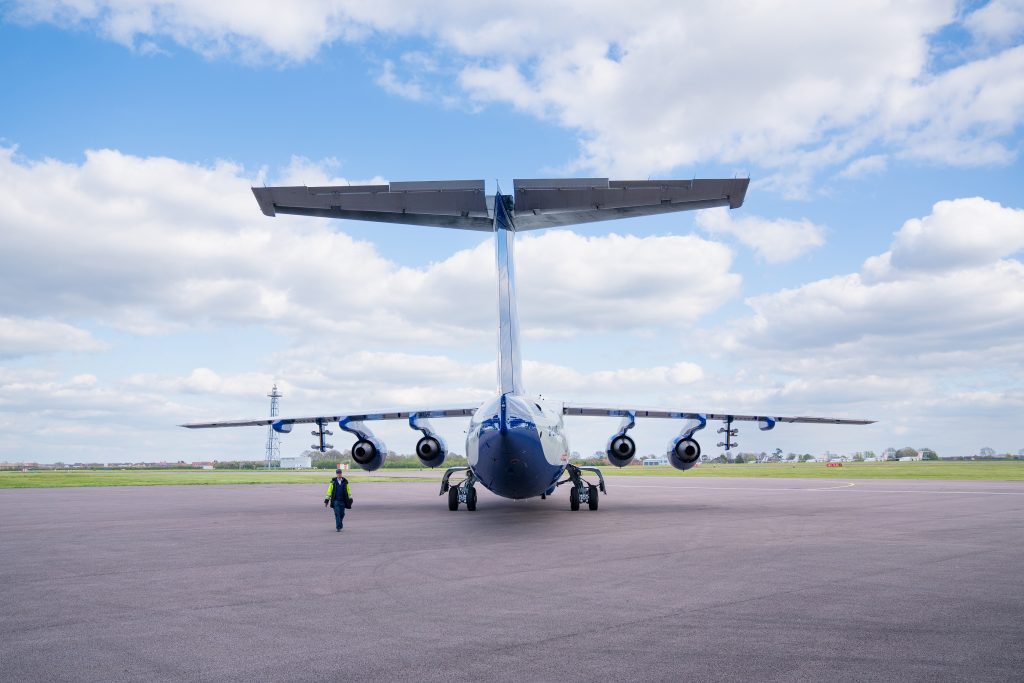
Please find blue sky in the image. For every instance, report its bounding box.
[1,0,1022,463]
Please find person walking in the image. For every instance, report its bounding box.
[324,468,352,532]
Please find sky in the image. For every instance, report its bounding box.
[1,0,1022,464]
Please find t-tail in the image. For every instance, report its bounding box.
[493,191,524,396]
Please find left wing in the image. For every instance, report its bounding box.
[181,406,479,470]
[180,407,478,430]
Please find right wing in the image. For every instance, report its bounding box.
[562,404,873,426]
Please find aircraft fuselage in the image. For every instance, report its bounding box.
[466,393,568,499]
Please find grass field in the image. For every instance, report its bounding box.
[611,461,1024,480]
[1,461,1022,488]
[0,470,430,489]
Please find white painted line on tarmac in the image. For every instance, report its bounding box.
[612,482,857,492]
[611,482,1024,495]
[836,487,1024,496]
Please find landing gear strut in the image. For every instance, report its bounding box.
[440,466,478,511]
[556,464,606,511]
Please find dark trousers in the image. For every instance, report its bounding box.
[332,500,346,529]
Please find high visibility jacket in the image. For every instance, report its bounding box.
[325,477,352,505]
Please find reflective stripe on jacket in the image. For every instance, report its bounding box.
[325,477,352,505]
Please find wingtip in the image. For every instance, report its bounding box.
[251,187,277,217]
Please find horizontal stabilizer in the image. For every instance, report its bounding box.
[252,177,749,232]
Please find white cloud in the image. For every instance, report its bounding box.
[865,197,1024,277]
[0,317,107,357]
[0,146,742,351]
[272,155,386,187]
[965,0,1024,48]
[9,1,1022,187]
[838,154,888,180]
[376,59,426,101]
[723,197,1024,357]
[881,44,1024,166]
[696,208,826,263]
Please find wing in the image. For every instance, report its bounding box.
[181,406,478,430]
[562,404,874,426]
[511,178,749,230]
[252,180,493,231]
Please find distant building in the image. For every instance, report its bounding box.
[280,455,312,469]
[641,457,668,466]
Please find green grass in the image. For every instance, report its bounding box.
[0,470,431,489]
[2,461,1022,489]
[605,461,1024,480]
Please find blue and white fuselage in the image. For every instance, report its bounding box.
[467,393,568,499]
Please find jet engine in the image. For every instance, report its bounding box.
[350,438,387,471]
[415,435,447,468]
[668,437,701,471]
[606,434,637,467]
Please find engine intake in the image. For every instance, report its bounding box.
[351,438,386,471]
[668,437,701,471]
[607,435,637,467]
[415,436,447,468]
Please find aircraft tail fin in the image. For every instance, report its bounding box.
[494,191,524,396]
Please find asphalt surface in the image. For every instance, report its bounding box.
[2,477,1023,682]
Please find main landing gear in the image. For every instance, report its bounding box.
[440,466,478,511]
[555,464,606,512]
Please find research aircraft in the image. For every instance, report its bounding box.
[183,178,872,511]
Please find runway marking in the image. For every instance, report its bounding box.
[612,482,857,492]
[612,482,1024,495]
[834,487,1024,496]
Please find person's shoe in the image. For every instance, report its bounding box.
[336,527,341,532]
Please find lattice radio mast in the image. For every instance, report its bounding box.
[265,384,282,468]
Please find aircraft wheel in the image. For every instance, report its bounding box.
[588,485,599,511]
[448,486,459,511]
[466,487,477,511]
[569,486,580,511]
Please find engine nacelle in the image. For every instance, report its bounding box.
[415,436,447,468]
[351,438,386,471]
[606,434,637,467]
[668,437,701,471]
